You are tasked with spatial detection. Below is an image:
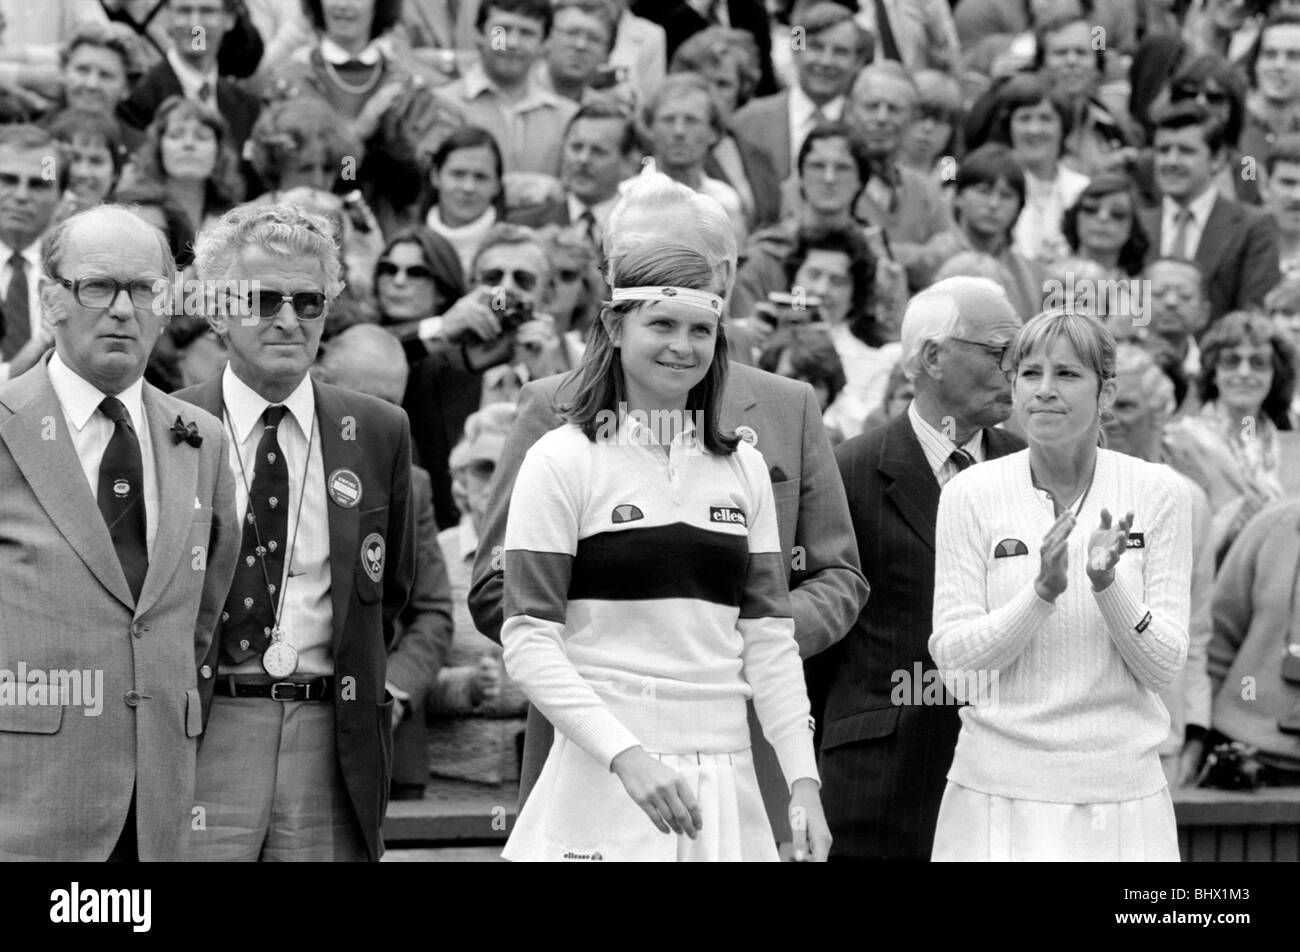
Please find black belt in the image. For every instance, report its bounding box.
[215,676,334,702]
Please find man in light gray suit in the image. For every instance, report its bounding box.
[0,205,240,861]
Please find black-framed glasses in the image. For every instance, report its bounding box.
[244,288,327,320]
[555,268,583,284]
[376,261,435,281]
[949,336,1015,372]
[1216,351,1272,372]
[478,268,539,292]
[50,274,161,309]
[1171,83,1229,105]
[0,171,57,193]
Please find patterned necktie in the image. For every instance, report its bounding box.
[950,448,976,472]
[221,405,290,663]
[578,207,597,249]
[1170,206,1194,261]
[2,253,30,360]
[98,397,149,602]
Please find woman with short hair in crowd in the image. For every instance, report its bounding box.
[930,309,1192,861]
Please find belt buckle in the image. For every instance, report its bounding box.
[270,682,299,702]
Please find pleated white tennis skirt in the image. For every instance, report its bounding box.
[931,781,1180,862]
[502,736,778,862]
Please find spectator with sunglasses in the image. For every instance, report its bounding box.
[539,223,602,369]
[1061,172,1151,277]
[404,222,564,528]
[373,226,467,365]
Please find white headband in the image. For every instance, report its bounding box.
[610,285,724,316]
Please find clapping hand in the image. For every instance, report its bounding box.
[1087,508,1134,590]
[1035,510,1075,603]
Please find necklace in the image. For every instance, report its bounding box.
[223,398,315,677]
[320,53,383,96]
[1031,457,1097,519]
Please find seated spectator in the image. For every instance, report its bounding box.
[371,229,462,378]
[124,95,244,233]
[535,0,628,106]
[119,0,261,153]
[899,70,964,186]
[144,314,227,393]
[670,25,779,229]
[1164,311,1300,552]
[113,181,197,268]
[1240,12,1300,179]
[731,121,869,318]
[423,126,507,280]
[1266,274,1300,422]
[1061,172,1151,278]
[1264,133,1300,276]
[983,72,1091,266]
[950,143,1047,321]
[246,97,361,198]
[757,321,848,442]
[311,323,463,802]
[404,222,561,528]
[539,223,599,368]
[639,71,747,244]
[428,403,527,786]
[45,108,128,214]
[58,20,143,136]
[1105,343,1214,787]
[1207,497,1300,787]
[859,361,915,435]
[1141,256,1209,409]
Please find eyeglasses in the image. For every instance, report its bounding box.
[949,337,1015,372]
[0,171,57,193]
[478,268,539,292]
[1077,202,1132,221]
[1216,351,1273,372]
[376,261,435,281]
[244,288,327,320]
[1171,84,1230,105]
[50,274,161,309]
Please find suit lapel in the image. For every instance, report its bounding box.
[878,414,941,553]
[315,382,360,652]
[719,365,760,430]
[134,386,199,616]
[1139,206,1161,263]
[1195,196,1234,274]
[0,363,134,609]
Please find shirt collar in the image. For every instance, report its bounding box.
[907,400,983,477]
[48,350,146,434]
[622,413,699,448]
[1164,182,1218,226]
[319,36,385,66]
[461,60,564,112]
[0,236,43,265]
[789,85,844,125]
[221,364,316,445]
[566,193,616,227]
[166,47,217,100]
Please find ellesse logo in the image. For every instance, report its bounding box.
[611,504,644,524]
[710,506,746,526]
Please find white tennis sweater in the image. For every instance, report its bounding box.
[929,448,1193,803]
[500,422,818,788]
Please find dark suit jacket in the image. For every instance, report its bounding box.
[729,90,793,186]
[817,413,1024,860]
[403,341,483,531]
[468,362,868,837]
[119,59,261,149]
[707,132,784,231]
[174,376,415,861]
[633,0,777,96]
[1138,195,1281,327]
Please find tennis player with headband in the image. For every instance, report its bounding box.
[927,309,1193,861]
[497,173,831,861]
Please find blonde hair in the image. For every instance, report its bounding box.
[1011,309,1117,383]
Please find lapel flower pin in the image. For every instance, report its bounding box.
[171,415,203,448]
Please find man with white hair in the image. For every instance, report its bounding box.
[175,202,415,861]
[469,172,868,849]
[816,275,1025,860]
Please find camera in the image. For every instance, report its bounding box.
[492,290,535,334]
[755,290,823,329]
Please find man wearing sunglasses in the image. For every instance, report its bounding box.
[404,223,564,529]
[174,201,415,862]
[0,205,241,860]
[0,125,67,383]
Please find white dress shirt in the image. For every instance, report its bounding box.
[566,193,616,245]
[166,47,218,108]
[908,399,985,488]
[220,366,334,677]
[47,351,159,554]
[788,85,845,172]
[1160,184,1219,260]
[0,237,44,383]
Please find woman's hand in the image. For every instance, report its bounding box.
[788,778,832,862]
[610,746,702,838]
[442,288,503,342]
[1086,507,1134,591]
[1035,510,1074,603]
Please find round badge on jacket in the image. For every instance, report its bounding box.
[735,425,758,447]
[327,468,363,508]
[362,532,385,583]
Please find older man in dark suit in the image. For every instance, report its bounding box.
[818,276,1025,860]
[176,201,413,861]
[469,172,868,846]
[1140,102,1280,327]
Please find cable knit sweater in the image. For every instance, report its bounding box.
[929,448,1193,803]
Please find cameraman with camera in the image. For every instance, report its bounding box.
[404,223,565,528]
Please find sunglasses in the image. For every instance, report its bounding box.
[50,274,161,309]
[244,288,327,320]
[555,268,583,284]
[477,268,538,292]
[376,261,435,281]
[1216,351,1272,372]
[0,171,57,193]
[1171,84,1230,105]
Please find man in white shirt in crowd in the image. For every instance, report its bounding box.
[0,125,64,383]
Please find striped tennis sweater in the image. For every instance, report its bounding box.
[500,421,818,788]
[929,448,1193,803]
